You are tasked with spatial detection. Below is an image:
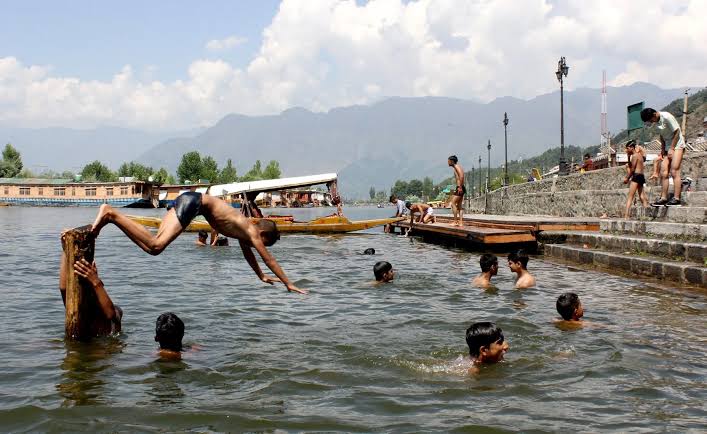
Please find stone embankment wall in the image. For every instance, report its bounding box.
[468,152,707,217]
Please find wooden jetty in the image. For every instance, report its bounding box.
[392,213,599,250]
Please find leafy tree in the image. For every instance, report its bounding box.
[374,190,387,202]
[390,180,408,197]
[18,168,35,178]
[201,156,219,183]
[262,160,281,179]
[166,174,177,184]
[218,159,238,183]
[61,170,76,180]
[0,144,23,177]
[369,186,376,200]
[153,167,171,184]
[177,151,203,183]
[407,179,424,197]
[118,161,154,181]
[81,160,116,182]
[422,177,434,200]
[241,160,263,181]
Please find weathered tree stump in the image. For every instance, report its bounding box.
[62,225,98,341]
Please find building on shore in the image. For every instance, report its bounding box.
[0,178,158,207]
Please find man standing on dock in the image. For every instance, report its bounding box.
[447,155,465,227]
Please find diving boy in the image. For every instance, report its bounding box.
[465,322,509,373]
[508,250,536,289]
[472,254,498,288]
[623,140,650,219]
[373,261,394,283]
[90,193,305,294]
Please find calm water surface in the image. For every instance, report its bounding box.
[0,206,705,432]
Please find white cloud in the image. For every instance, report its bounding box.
[205,35,247,52]
[1,0,706,130]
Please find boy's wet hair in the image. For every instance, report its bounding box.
[155,312,185,351]
[640,107,657,122]
[448,155,458,163]
[466,322,504,358]
[256,219,280,247]
[556,292,581,320]
[584,153,591,159]
[625,140,636,149]
[363,248,375,255]
[405,201,412,209]
[508,249,529,269]
[373,261,392,281]
[197,230,208,239]
[479,253,498,272]
[389,195,397,203]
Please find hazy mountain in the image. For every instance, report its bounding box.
[138,82,683,198]
[0,126,203,173]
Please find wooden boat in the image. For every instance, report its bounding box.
[128,214,403,234]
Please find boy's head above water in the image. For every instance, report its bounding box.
[155,312,185,352]
[465,321,509,363]
[479,253,498,275]
[373,261,394,282]
[556,292,584,321]
[197,230,208,241]
[508,250,529,272]
[363,248,375,255]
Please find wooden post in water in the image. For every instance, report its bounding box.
[63,225,96,341]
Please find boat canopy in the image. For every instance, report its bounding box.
[208,173,338,197]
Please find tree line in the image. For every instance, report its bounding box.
[0,144,281,184]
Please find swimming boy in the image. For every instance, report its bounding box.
[59,252,122,336]
[623,140,650,219]
[472,254,498,288]
[196,230,208,246]
[555,292,584,325]
[373,261,394,283]
[465,322,509,373]
[508,250,536,289]
[447,155,465,227]
[154,312,187,358]
[641,108,686,206]
[90,193,305,294]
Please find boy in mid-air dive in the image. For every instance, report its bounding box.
[623,140,650,219]
[508,250,536,289]
[465,322,509,374]
[472,254,498,288]
[91,192,305,294]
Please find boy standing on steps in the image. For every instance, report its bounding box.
[623,140,650,219]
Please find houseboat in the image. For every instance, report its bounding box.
[0,178,158,207]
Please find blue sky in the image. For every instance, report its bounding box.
[1,0,280,81]
[0,0,704,130]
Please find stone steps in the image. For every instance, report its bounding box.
[629,205,707,223]
[544,244,706,286]
[539,231,706,264]
[600,219,707,242]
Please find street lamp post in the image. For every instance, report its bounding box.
[503,112,509,186]
[471,165,475,198]
[485,140,491,213]
[478,155,482,198]
[556,56,569,176]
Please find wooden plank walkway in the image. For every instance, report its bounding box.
[392,214,600,248]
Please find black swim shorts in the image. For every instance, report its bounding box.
[173,192,203,228]
[631,173,646,186]
[453,185,467,197]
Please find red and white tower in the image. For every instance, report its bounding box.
[600,70,608,148]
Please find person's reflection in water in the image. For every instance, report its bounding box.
[145,358,188,405]
[57,337,125,406]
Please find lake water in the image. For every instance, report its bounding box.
[0,206,705,432]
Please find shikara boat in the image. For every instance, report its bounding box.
[127,214,403,234]
[128,172,402,234]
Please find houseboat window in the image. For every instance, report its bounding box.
[136,184,142,193]
[131,186,135,195]
[106,187,113,196]
[3,187,8,195]
[71,187,76,196]
[85,187,97,196]
[19,187,31,195]
[38,187,43,195]
[54,188,66,196]
[120,186,129,195]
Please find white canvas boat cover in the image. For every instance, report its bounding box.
[208,173,337,197]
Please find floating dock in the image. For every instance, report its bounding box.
[392,214,599,251]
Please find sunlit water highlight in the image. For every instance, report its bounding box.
[0,206,705,432]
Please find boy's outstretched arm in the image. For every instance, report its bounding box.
[59,252,67,306]
[73,259,120,321]
[238,240,307,294]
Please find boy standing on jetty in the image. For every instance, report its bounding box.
[508,250,536,289]
[90,193,306,294]
[447,155,465,227]
[623,140,650,219]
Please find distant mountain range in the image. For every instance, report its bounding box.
[2,82,686,198]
